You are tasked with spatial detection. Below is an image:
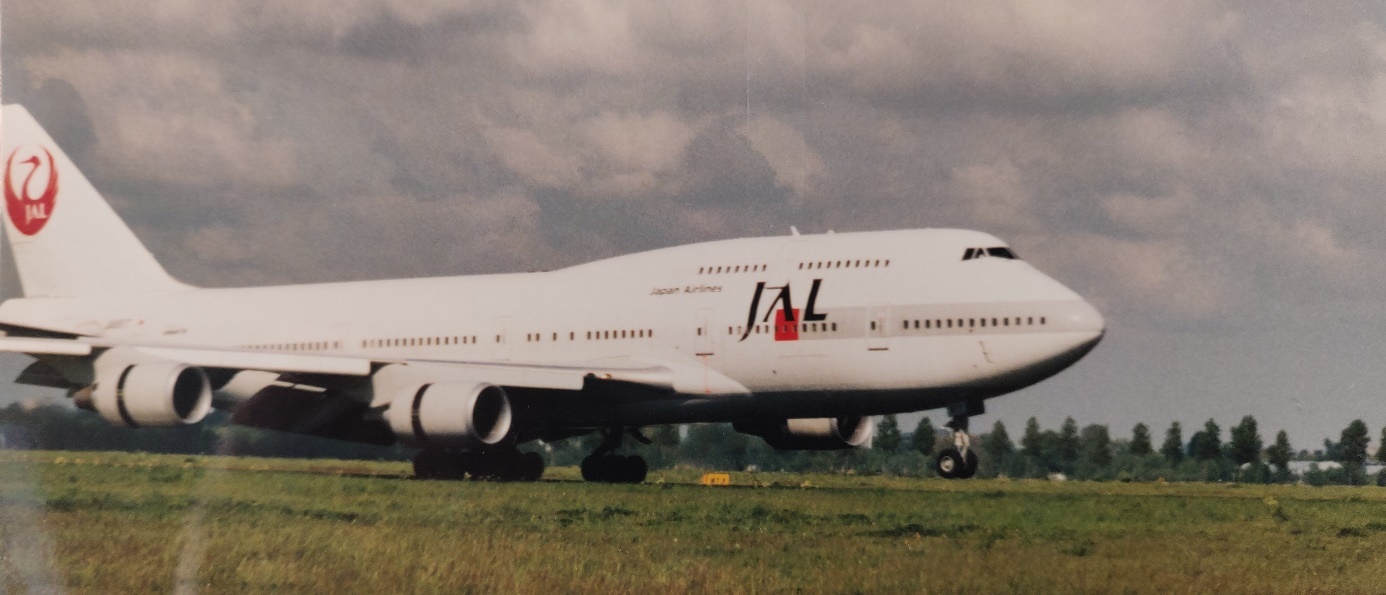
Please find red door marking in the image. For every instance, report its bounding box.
[774,308,800,342]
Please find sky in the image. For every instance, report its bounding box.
[3,1,1386,451]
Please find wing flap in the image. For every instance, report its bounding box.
[0,336,93,356]
[135,346,374,376]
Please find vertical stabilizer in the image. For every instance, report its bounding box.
[0,104,188,298]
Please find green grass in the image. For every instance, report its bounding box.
[4,451,1386,593]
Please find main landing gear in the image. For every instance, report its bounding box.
[934,401,982,480]
[413,446,545,482]
[580,427,649,484]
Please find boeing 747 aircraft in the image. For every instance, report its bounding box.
[0,104,1103,482]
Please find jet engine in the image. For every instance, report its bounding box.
[87,361,213,427]
[735,416,876,450]
[386,382,513,449]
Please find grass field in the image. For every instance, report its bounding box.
[4,451,1386,593]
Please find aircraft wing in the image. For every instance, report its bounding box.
[0,335,747,398]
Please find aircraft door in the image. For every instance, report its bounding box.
[695,308,715,356]
[867,303,890,351]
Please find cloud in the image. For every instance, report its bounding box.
[4,0,1386,331]
[948,160,1036,232]
[737,116,824,199]
[809,2,1245,112]
[23,50,298,189]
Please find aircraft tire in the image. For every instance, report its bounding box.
[414,450,469,480]
[581,455,646,483]
[956,450,979,479]
[622,456,648,483]
[581,455,603,482]
[935,448,963,479]
[518,451,546,482]
[413,450,441,479]
[462,451,495,480]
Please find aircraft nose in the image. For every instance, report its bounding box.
[1037,299,1105,373]
[1051,298,1105,356]
[1068,299,1106,336]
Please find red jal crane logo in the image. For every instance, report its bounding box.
[3,146,58,236]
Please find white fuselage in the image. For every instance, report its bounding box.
[0,228,1103,424]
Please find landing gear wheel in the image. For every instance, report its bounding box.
[413,450,467,480]
[935,448,963,479]
[462,451,493,480]
[581,455,602,482]
[956,449,979,479]
[413,450,441,480]
[621,455,648,483]
[578,427,649,483]
[581,455,648,483]
[518,451,546,482]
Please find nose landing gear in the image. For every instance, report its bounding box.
[934,401,982,479]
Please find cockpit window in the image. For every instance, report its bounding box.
[963,247,1019,261]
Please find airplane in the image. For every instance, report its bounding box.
[0,104,1103,482]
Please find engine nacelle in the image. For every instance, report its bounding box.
[735,416,876,450]
[386,382,513,449]
[90,361,213,427]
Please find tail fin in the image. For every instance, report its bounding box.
[1,104,187,298]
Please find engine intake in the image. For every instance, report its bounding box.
[386,382,513,449]
[90,362,213,427]
[735,416,876,450]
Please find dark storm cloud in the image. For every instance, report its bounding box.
[6,1,1386,444]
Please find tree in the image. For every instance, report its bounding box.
[649,424,681,447]
[1129,423,1153,456]
[1379,425,1386,464]
[984,420,1014,462]
[911,417,937,456]
[1228,416,1262,466]
[1189,419,1222,461]
[1079,424,1112,469]
[1020,417,1043,459]
[1057,417,1080,467]
[1161,422,1184,465]
[876,414,903,453]
[1337,420,1371,467]
[1265,430,1292,471]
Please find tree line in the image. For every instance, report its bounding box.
[3,403,1384,485]
[873,414,1385,486]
